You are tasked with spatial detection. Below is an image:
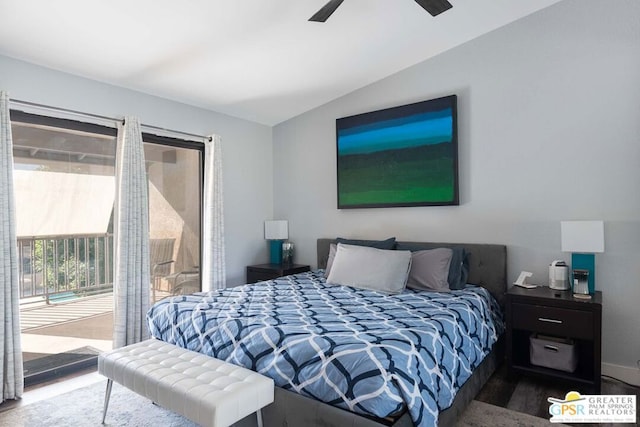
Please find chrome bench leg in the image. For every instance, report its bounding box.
[102,379,113,424]
[257,408,264,427]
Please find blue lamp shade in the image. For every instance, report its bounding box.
[265,220,288,264]
[561,220,604,295]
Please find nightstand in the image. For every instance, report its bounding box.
[246,263,310,284]
[506,286,602,393]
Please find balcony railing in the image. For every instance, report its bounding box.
[18,233,113,304]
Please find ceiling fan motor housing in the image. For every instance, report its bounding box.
[309,0,453,22]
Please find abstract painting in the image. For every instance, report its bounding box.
[336,95,458,208]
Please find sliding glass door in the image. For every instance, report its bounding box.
[11,111,117,385]
[144,135,203,302]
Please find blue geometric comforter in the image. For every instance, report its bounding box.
[147,270,504,427]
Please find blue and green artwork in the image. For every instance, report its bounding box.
[336,95,458,208]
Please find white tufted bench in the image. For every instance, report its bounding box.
[98,339,274,427]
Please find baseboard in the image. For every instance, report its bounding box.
[602,362,640,387]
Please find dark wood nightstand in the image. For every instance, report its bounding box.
[506,286,602,393]
[246,264,310,284]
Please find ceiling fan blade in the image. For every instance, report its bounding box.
[414,0,453,17]
[309,0,345,22]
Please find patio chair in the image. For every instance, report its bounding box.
[172,278,200,296]
[170,267,200,296]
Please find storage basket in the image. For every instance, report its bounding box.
[529,334,577,373]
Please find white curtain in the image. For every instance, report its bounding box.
[113,117,150,348]
[0,91,24,400]
[201,134,226,291]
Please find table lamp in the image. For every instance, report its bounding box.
[264,220,288,264]
[560,220,604,299]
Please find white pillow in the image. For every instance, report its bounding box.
[324,243,337,278]
[326,244,412,294]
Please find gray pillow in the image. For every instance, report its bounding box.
[395,243,469,289]
[326,244,411,294]
[335,237,396,250]
[406,248,453,292]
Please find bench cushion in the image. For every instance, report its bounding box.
[98,339,274,427]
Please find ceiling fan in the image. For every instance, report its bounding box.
[309,0,453,22]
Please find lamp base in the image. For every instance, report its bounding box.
[573,293,592,300]
[571,253,595,294]
[269,240,284,264]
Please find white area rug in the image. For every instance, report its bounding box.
[0,381,197,427]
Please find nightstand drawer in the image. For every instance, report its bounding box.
[511,303,593,339]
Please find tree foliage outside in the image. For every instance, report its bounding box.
[31,236,109,293]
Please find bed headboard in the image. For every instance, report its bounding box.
[317,239,507,307]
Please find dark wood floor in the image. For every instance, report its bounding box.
[476,363,640,426]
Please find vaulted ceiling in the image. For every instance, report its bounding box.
[0,0,563,125]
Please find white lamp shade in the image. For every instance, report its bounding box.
[561,220,604,253]
[264,220,288,240]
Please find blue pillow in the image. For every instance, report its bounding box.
[447,248,469,290]
[335,237,396,250]
[395,243,469,289]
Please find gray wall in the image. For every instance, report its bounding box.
[0,55,273,286]
[273,0,640,374]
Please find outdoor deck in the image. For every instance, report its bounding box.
[20,293,114,361]
[21,294,113,331]
[20,291,171,367]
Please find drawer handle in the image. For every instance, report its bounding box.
[543,345,559,352]
[538,317,563,324]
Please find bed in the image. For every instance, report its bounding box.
[147,239,507,427]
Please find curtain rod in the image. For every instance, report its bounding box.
[9,98,212,142]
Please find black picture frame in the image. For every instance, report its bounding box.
[336,95,458,209]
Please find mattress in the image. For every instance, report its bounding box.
[147,270,504,427]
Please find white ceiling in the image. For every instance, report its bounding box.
[0,0,563,125]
